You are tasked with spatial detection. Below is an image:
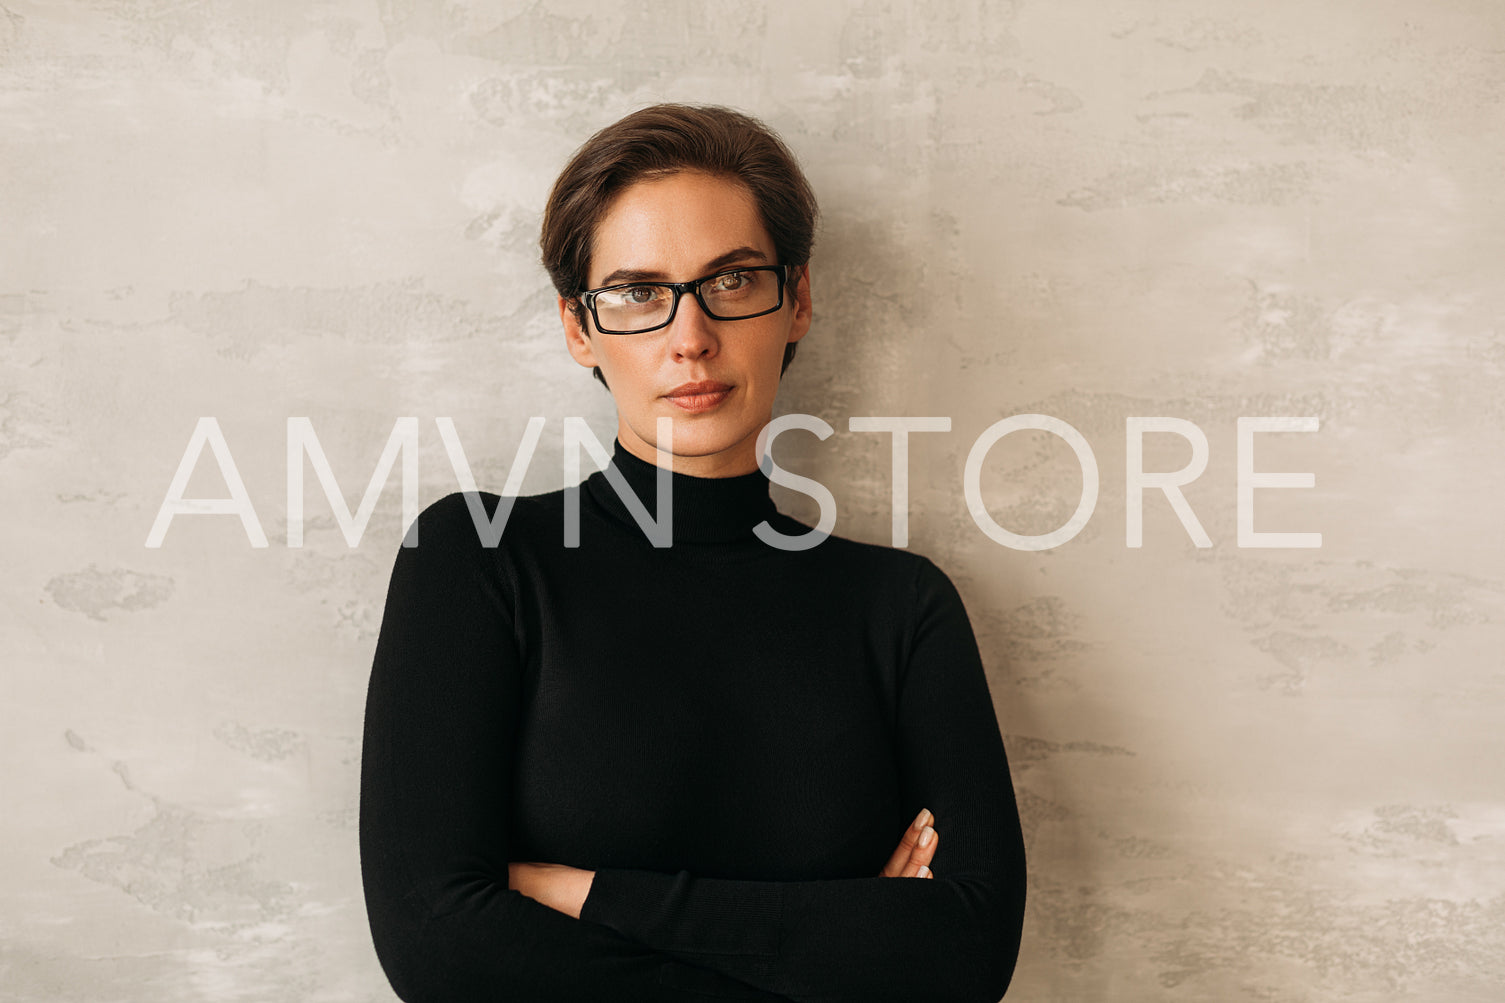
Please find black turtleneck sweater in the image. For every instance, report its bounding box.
[360,442,1026,1003]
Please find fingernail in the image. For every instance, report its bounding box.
[919,826,934,847]
[913,809,930,830]
[917,865,931,878]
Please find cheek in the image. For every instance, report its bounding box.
[754,322,795,368]
[596,341,654,387]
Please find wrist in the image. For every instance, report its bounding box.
[570,868,596,920]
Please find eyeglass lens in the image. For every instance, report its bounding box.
[592,268,782,333]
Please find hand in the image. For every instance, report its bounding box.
[879,808,938,878]
[507,861,596,919]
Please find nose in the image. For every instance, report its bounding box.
[665,290,720,361]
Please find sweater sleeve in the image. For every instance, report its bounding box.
[359,493,795,1002]
[577,556,1027,1003]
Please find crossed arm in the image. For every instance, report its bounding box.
[509,808,943,919]
[361,496,1024,1002]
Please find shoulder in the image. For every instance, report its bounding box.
[403,488,565,548]
[385,489,572,604]
[796,532,979,672]
[782,517,962,607]
[384,489,571,595]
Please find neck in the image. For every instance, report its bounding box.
[585,439,779,544]
[615,420,763,478]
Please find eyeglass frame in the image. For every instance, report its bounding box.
[574,264,793,335]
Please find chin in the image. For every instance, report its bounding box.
[662,428,732,457]
[655,420,748,458]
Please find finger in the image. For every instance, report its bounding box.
[880,808,932,877]
[880,813,926,877]
[900,825,938,878]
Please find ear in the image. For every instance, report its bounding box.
[560,296,599,368]
[787,264,812,345]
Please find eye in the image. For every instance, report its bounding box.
[710,270,751,293]
[623,285,662,304]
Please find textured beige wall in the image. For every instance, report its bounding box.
[4,1,1503,1000]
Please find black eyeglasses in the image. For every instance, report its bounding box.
[577,264,791,335]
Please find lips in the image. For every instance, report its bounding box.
[664,381,732,412]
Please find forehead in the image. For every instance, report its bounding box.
[589,171,774,284]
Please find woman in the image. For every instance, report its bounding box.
[360,104,1026,1002]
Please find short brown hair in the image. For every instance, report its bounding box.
[540,103,818,388]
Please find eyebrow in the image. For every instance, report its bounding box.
[595,246,770,287]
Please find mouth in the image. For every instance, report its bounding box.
[664,381,733,413]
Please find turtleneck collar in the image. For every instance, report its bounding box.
[583,439,779,545]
